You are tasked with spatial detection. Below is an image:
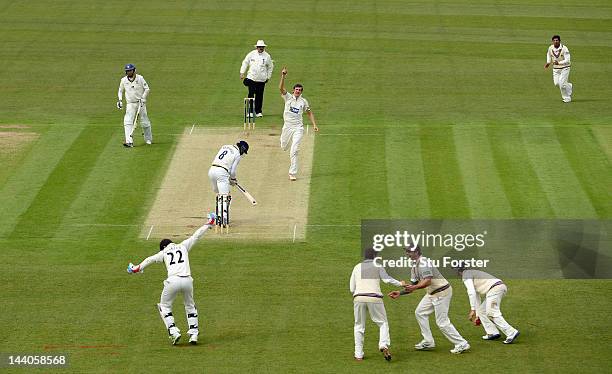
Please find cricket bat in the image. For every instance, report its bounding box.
[236,183,257,205]
[130,100,143,138]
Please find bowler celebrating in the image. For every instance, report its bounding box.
[278,66,318,181]
[126,213,216,345]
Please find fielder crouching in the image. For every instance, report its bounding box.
[349,247,406,361]
[456,267,520,344]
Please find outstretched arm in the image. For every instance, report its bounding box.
[127,251,163,273]
[279,66,287,95]
[180,214,216,252]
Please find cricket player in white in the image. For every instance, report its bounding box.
[278,67,318,181]
[208,141,248,195]
[350,248,405,361]
[544,35,572,103]
[208,141,248,229]
[240,40,274,117]
[458,267,520,344]
[126,213,216,345]
[389,247,470,354]
[117,63,153,147]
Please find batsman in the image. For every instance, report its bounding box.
[208,140,249,232]
[117,63,153,147]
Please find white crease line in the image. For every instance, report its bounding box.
[67,223,360,228]
[189,124,195,134]
[292,223,297,243]
[318,133,384,136]
[146,225,154,240]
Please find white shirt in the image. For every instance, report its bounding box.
[546,44,571,68]
[350,259,402,302]
[138,224,210,278]
[282,92,310,128]
[462,270,502,309]
[410,256,449,295]
[211,144,242,179]
[118,74,150,103]
[240,50,274,82]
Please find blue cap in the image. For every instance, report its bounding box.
[124,63,136,71]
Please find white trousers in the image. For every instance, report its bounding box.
[208,166,230,194]
[353,301,390,359]
[280,126,303,175]
[475,285,518,338]
[123,102,152,143]
[415,289,467,346]
[157,276,199,337]
[553,67,572,102]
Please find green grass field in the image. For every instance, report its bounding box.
[1,0,611,372]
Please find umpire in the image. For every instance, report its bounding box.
[240,40,274,118]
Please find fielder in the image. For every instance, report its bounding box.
[456,267,520,344]
[544,35,572,103]
[117,63,153,147]
[126,213,216,345]
[208,141,249,230]
[278,67,318,181]
[350,248,405,361]
[389,246,470,354]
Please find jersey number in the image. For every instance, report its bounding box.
[167,250,184,265]
[218,150,228,160]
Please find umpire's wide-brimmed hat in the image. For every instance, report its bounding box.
[255,40,267,47]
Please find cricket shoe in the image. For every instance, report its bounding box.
[414,340,435,350]
[145,140,152,145]
[189,334,198,345]
[206,212,216,226]
[380,347,391,361]
[354,357,363,361]
[169,332,181,345]
[289,174,297,181]
[503,330,520,344]
[482,333,501,340]
[255,113,263,118]
[123,142,133,148]
[450,342,470,354]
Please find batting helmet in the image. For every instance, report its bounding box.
[124,63,136,71]
[237,140,249,155]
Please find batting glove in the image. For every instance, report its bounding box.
[139,98,146,107]
[206,212,216,226]
[116,100,123,109]
[127,262,141,274]
[230,178,237,186]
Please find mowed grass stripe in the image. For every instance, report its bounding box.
[520,126,597,218]
[554,126,612,217]
[309,133,390,224]
[487,126,554,218]
[0,126,82,237]
[8,126,114,239]
[51,133,175,248]
[592,125,612,162]
[453,126,513,218]
[385,127,430,218]
[420,126,470,218]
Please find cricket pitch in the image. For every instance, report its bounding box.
[142,126,314,241]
